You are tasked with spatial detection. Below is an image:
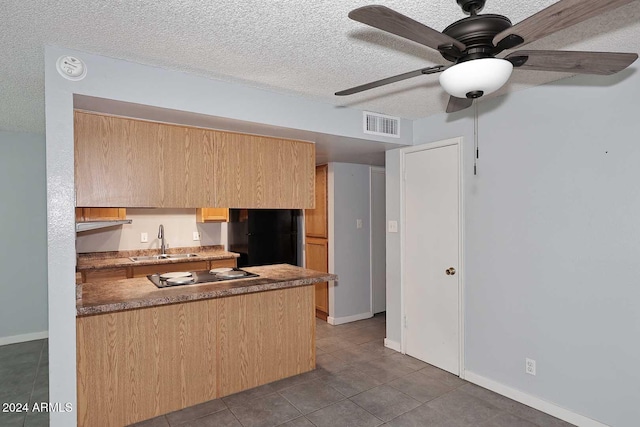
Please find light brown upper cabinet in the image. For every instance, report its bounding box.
[75,208,126,222]
[75,111,315,209]
[196,208,229,223]
[214,132,315,209]
[304,164,328,238]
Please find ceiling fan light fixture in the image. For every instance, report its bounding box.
[439,58,513,99]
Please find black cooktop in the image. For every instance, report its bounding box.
[148,268,259,288]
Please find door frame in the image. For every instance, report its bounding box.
[400,137,465,378]
[369,166,386,315]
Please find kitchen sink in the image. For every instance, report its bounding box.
[129,253,199,262]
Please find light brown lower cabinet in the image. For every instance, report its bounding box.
[77,285,315,426]
[305,237,329,320]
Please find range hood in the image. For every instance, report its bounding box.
[76,219,132,233]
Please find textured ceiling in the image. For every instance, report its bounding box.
[3,0,640,133]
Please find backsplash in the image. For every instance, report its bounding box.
[76,208,226,253]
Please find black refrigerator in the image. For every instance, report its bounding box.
[228,209,301,267]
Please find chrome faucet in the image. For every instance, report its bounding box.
[158,224,166,255]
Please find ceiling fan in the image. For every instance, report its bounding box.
[335,0,639,113]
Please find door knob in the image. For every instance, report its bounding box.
[445,267,456,275]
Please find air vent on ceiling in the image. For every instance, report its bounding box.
[363,111,400,138]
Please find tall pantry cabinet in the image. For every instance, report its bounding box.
[305,165,329,320]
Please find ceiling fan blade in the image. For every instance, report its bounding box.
[446,96,473,113]
[349,5,466,56]
[335,65,447,96]
[506,50,638,75]
[493,0,636,50]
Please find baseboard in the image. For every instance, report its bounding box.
[464,371,609,427]
[327,311,372,325]
[0,331,48,347]
[383,338,402,353]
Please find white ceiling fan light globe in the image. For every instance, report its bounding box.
[439,58,513,99]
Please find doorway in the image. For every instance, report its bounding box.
[370,167,386,314]
[402,138,462,375]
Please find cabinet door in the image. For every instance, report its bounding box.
[305,237,329,316]
[196,208,229,222]
[305,165,328,238]
[75,112,163,207]
[159,126,215,207]
[214,133,315,208]
[76,208,126,221]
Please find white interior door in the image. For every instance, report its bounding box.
[371,168,386,314]
[404,142,460,375]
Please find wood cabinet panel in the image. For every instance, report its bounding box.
[214,132,315,208]
[76,208,126,221]
[159,126,215,207]
[75,111,164,207]
[305,237,329,316]
[196,208,229,222]
[209,258,237,269]
[131,261,209,278]
[77,285,314,426]
[77,298,217,426]
[217,286,315,396]
[305,165,328,238]
[82,267,129,283]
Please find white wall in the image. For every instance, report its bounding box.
[328,162,373,323]
[76,209,225,253]
[386,67,640,426]
[0,131,48,344]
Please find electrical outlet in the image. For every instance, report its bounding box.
[356,219,363,229]
[526,358,536,376]
[388,220,398,233]
[140,232,148,243]
[193,231,201,241]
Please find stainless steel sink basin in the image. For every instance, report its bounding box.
[129,253,199,262]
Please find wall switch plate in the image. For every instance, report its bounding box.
[140,232,148,243]
[356,219,363,229]
[193,231,201,241]
[388,220,398,233]
[526,358,536,376]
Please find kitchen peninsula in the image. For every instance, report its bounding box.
[76,262,336,426]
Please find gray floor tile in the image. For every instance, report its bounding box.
[306,400,383,427]
[316,353,351,373]
[385,354,428,371]
[357,340,398,358]
[316,337,355,354]
[350,384,421,422]
[0,408,27,427]
[426,388,502,425]
[418,365,466,388]
[0,340,44,361]
[319,367,382,397]
[128,415,170,427]
[222,383,278,407]
[385,404,468,427]
[228,393,301,427]
[23,410,50,426]
[331,345,381,364]
[479,412,539,427]
[276,416,315,426]
[179,409,242,427]
[270,370,325,392]
[165,399,226,425]
[279,379,345,414]
[388,372,455,403]
[355,357,415,383]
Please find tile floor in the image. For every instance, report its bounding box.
[0,315,574,427]
[131,313,574,427]
[0,339,49,427]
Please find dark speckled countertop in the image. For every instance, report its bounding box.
[76,245,239,270]
[77,264,337,316]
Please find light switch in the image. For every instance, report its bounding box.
[140,232,148,243]
[388,220,398,233]
[356,219,363,229]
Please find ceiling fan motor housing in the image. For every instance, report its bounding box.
[441,14,512,62]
